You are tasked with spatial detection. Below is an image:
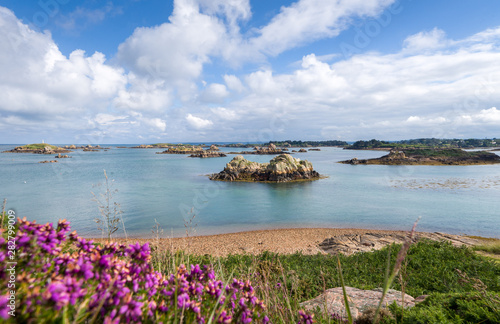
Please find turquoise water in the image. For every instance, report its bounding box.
[1,145,499,238]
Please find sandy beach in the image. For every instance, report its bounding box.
[92,227,483,257]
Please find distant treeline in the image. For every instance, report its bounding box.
[347,138,500,149]
[268,140,348,147]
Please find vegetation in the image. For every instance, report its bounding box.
[346,138,500,150]
[268,140,349,147]
[402,148,493,158]
[16,143,59,150]
[1,219,499,323]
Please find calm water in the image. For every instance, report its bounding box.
[1,145,499,238]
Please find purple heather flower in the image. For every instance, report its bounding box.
[0,295,9,319]
[46,282,70,310]
[298,310,314,324]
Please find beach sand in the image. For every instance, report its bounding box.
[92,227,482,257]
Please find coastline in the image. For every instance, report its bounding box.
[90,227,488,257]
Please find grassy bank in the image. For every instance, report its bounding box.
[1,219,499,323]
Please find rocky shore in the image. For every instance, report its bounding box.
[341,148,500,165]
[99,228,488,257]
[209,154,321,182]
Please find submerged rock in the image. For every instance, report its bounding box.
[209,154,321,182]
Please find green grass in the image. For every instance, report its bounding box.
[18,143,59,150]
[150,240,500,323]
[402,148,487,158]
[390,292,500,323]
[473,242,500,255]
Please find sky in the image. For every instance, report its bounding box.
[0,0,499,144]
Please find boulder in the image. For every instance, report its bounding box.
[298,149,307,153]
[300,287,415,320]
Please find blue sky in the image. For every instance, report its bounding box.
[0,0,499,144]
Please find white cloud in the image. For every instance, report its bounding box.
[210,107,239,120]
[56,2,120,30]
[199,83,229,103]
[116,1,226,84]
[251,0,396,56]
[186,114,213,129]
[223,74,245,93]
[403,28,448,52]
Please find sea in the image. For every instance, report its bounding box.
[1,144,499,239]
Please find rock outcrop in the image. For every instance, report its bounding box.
[55,153,71,158]
[209,154,321,182]
[209,144,220,151]
[3,144,71,154]
[39,160,58,163]
[340,149,500,165]
[318,232,480,256]
[189,151,227,158]
[157,145,204,154]
[228,143,287,155]
[300,287,418,321]
[308,148,321,151]
[298,149,307,153]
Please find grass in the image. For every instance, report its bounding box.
[402,148,495,158]
[18,143,59,150]
[146,239,500,323]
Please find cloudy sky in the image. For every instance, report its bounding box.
[1,0,499,144]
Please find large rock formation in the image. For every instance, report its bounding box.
[209,154,321,182]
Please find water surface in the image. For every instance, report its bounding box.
[1,145,499,238]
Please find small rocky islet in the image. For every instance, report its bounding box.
[340,148,500,165]
[227,143,287,155]
[209,154,321,182]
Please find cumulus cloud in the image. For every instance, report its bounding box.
[199,83,229,103]
[251,0,396,56]
[186,114,213,129]
[403,28,448,52]
[0,7,126,118]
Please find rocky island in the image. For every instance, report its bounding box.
[228,143,287,155]
[340,148,500,165]
[209,154,321,182]
[156,145,204,154]
[3,143,71,154]
[189,145,227,158]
